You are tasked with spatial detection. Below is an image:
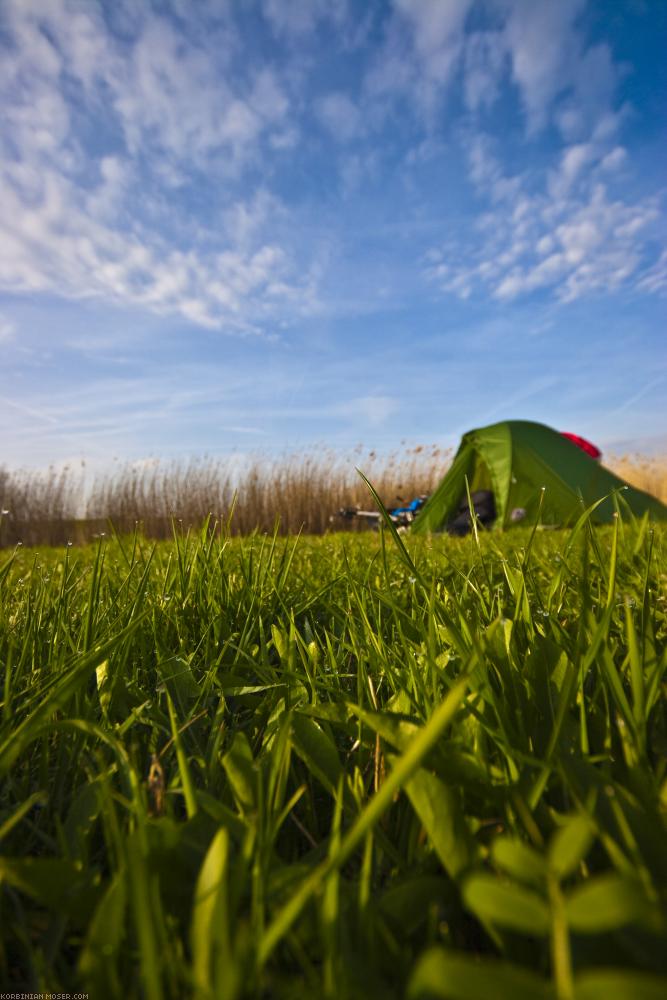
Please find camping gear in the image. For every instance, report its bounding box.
[337,495,427,529]
[411,419,667,534]
[445,490,496,536]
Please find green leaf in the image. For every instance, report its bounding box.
[271,624,288,662]
[64,780,104,863]
[96,659,111,719]
[463,873,550,936]
[491,837,547,885]
[222,731,256,814]
[0,790,47,843]
[0,613,147,775]
[565,874,655,933]
[0,856,98,918]
[408,947,554,1000]
[291,713,342,798]
[548,815,594,879]
[78,871,127,995]
[196,791,247,842]
[574,969,667,1000]
[404,766,475,878]
[191,827,235,994]
[167,693,198,819]
[378,876,455,936]
[125,831,165,1000]
[259,676,469,966]
[296,702,351,725]
[158,655,201,707]
[349,704,421,752]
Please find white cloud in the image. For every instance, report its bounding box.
[636,250,667,296]
[340,395,397,427]
[261,0,347,38]
[465,131,521,203]
[550,143,596,196]
[0,316,16,344]
[0,0,317,332]
[316,92,364,143]
[546,130,629,202]
[371,0,621,142]
[366,0,472,115]
[501,0,586,133]
[338,151,380,195]
[85,156,133,220]
[600,146,627,173]
[366,0,618,137]
[394,0,471,61]
[224,190,285,248]
[428,129,664,305]
[463,31,506,111]
[0,0,663,334]
[0,150,313,332]
[2,1,291,171]
[499,4,622,141]
[111,18,279,164]
[536,235,554,256]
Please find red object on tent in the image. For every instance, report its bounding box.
[561,432,602,460]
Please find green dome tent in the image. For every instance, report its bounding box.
[411,420,667,534]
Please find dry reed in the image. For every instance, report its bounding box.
[607,453,667,504]
[1,447,665,547]
[0,464,85,547]
[0,446,449,546]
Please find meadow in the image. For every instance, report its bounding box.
[0,498,666,997]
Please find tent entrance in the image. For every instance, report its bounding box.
[469,460,493,496]
[445,460,497,536]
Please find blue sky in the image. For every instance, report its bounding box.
[1,0,665,471]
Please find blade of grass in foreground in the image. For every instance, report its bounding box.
[407,947,553,1000]
[0,612,148,775]
[356,468,426,588]
[258,674,469,966]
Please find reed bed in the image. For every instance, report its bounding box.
[608,454,667,505]
[0,448,665,547]
[0,463,86,548]
[0,446,449,546]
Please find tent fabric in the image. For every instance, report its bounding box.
[411,420,667,534]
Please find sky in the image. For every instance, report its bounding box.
[1,0,665,472]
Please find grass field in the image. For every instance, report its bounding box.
[1,503,666,998]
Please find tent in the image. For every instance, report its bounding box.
[411,420,667,534]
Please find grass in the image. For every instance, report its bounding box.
[0,503,666,997]
[1,447,666,546]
